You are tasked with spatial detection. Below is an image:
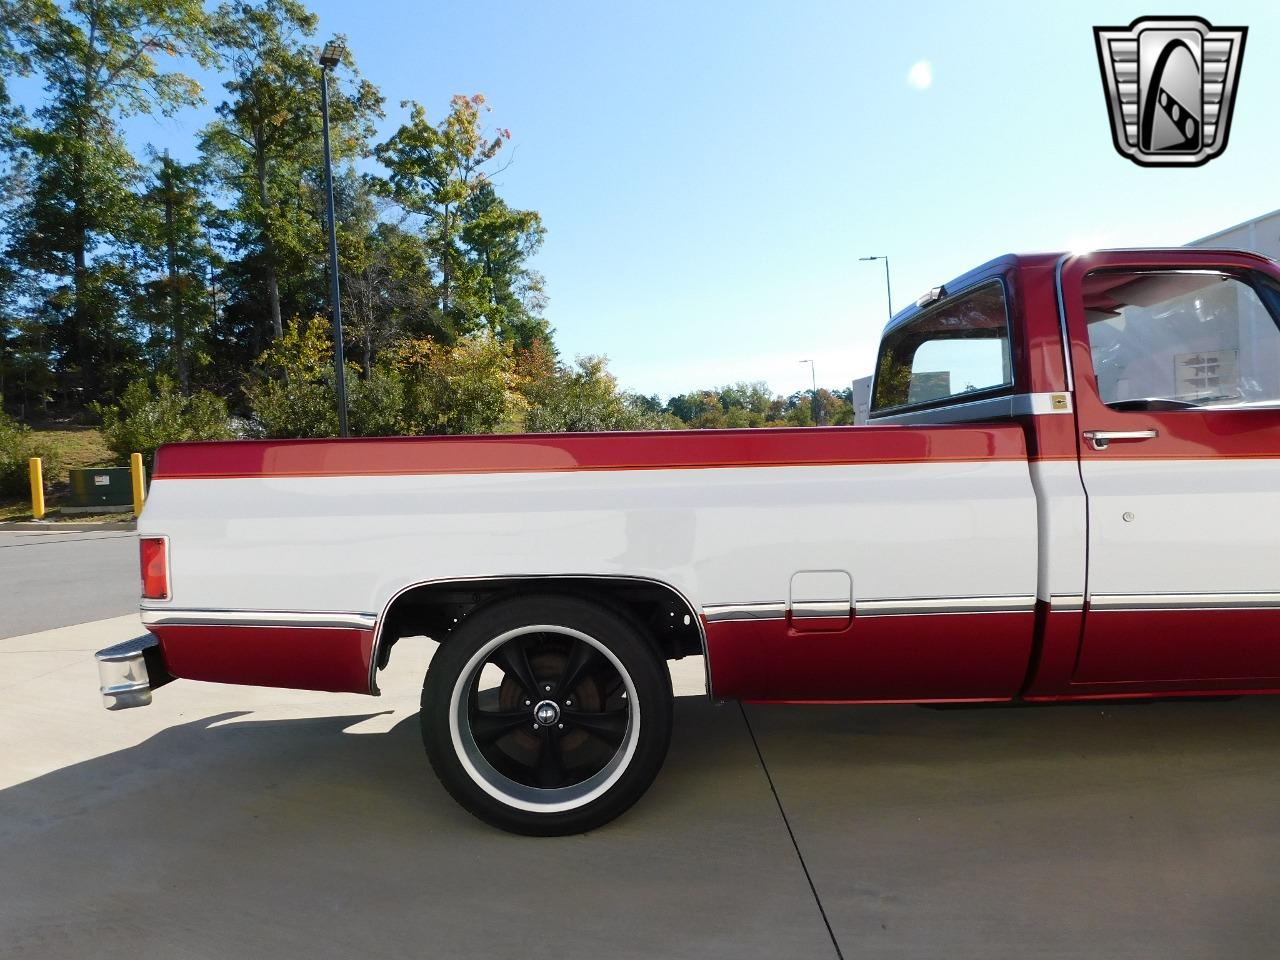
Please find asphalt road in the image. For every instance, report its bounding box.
[5,538,1280,957]
[0,530,138,638]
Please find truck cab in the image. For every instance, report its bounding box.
[861,248,1280,699]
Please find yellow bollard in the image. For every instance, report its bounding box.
[28,457,45,521]
[130,452,146,516]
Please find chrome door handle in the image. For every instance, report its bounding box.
[1082,429,1159,451]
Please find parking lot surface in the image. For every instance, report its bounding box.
[4,547,1280,958]
[0,530,138,637]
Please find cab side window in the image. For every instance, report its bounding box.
[1082,270,1280,411]
[871,281,1012,414]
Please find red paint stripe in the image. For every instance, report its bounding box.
[705,612,1033,702]
[149,624,374,694]
[1073,608,1280,686]
[151,426,1028,480]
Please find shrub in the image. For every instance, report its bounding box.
[0,413,61,498]
[94,377,235,469]
[248,317,419,439]
[522,356,673,433]
[388,334,524,436]
[347,366,405,438]
[244,317,342,439]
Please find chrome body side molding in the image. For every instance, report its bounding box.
[856,596,1037,617]
[1089,592,1280,611]
[703,602,788,622]
[140,608,378,630]
[703,595,1038,622]
[791,600,852,619]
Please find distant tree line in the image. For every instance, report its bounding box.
[0,0,851,453]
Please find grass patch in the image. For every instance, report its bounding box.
[34,426,118,482]
[0,424,126,519]
[0,504,132,523]
[0,501,34,521]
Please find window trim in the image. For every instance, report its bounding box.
[869,278,1015,419]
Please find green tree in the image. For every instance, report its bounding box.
[375,95,547,345]
[0,1,32,408]
[524,356,673,433]
[6,0,216,400]
[336,174,434,375]
[461,182,548,347]
[0,0,36,135]
[664,382,774,428]
[201,1,382,344]
[666,390,727,428]
[132,151,220,391]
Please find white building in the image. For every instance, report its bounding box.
[1189,208,1280,259]
[850,375,873,424]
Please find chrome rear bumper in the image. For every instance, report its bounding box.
[95,635,173,710]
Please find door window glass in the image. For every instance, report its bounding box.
[1082,270,1280,410]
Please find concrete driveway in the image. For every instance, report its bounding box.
[4,576,1280,957]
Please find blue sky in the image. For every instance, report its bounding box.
[17,1,1280,397]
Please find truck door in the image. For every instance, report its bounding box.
[1060,251,1280,689]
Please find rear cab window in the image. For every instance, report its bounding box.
[871,281,1013,416]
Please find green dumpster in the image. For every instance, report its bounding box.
[66,467,133,514]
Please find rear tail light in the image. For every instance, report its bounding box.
[140,537,170,600]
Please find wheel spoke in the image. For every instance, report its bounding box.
[470,709,530,745]
[563,707,628,747]
[535,730,565,788]
[492,638,539,697]
[557,638,603,697]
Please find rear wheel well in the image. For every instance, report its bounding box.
[375,577,704,677]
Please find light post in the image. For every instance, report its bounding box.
[319,40,349,437]
[859,255,894,321]
[799,358,822,425]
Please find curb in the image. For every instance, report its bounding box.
[2,521,136,532]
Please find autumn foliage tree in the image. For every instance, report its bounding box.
[375,94,548,347]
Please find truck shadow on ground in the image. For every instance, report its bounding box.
[0,697,829,960]
[5,695,1280,959]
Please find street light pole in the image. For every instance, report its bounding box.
[859,255,894,321]
[799,358,822,425]
[319,41,349,437]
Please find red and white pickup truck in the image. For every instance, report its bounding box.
[97,248,1280,834]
